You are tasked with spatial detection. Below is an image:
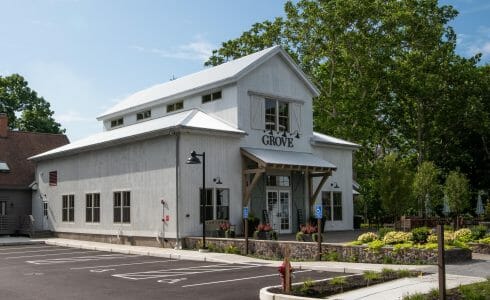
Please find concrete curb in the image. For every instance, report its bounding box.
[0,240,45,246]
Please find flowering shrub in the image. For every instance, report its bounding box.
[367,240,384,251]
[479,237,490,244]
[357,232,378,243]
[411,227,430,244]
[219,222,230,231]
[383,231,413,245]
[256,223,272,232]
[427,234,438,243]
[454,228,473,243]
[300,224,317,234]
[444,231,455,243]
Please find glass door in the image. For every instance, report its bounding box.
[266,189,291,233]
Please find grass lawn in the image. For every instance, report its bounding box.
[404,278,490,300]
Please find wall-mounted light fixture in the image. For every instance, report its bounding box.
[213,177,222,185]
[331,182,340,189]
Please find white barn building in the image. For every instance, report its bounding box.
[30,46,359,246]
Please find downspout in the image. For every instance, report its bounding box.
[175,130,181,249]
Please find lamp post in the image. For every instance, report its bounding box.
[186,151,207,249]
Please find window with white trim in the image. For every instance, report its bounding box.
[86,193,100,223]
[49,171,57,186]
[43,202,48,217]
[199,188,213,223]
[216,189,229,220]
[321,191,342,221]
[136,110,151,121]
[110,118,123,128]
[265,98,289,132]
[202,91,222,104]
[167,101,184,113]
[62,194,74,222]
[114,191,130,223]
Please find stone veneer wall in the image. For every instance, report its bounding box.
[469,243,490,254]
[184,237,471,264]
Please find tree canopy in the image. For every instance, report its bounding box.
[205,0,490,219]
[0,74,64,134]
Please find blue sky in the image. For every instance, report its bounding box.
[1,0,489,141]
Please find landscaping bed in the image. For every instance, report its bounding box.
[403,278,490,300]
[268,269,424,298]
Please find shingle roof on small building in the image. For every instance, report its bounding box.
[0,131,69,189]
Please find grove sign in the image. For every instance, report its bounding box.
[261,134,294,148]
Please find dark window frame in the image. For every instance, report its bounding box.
[86,193,100,223]
[113,191,130,223]
[62,194,74,222]
[49,171,57,186]
[201,90,222,104]
[265,98,290,132]
[136,110,151,121]
[166,101,184,113]
[110,118,124,128]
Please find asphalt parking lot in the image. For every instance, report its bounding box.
[0,244,347,300]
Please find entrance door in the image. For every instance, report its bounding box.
[266,189,291,233]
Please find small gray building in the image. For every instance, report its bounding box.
[30,46,359,246]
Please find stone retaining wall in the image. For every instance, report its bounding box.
[469,243,490,254]
[184,237,471,264]
[55,232,177,248]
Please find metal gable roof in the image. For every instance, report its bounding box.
[30,109,245,161]
[98,46,319,120]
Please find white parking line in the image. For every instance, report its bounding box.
[5,250,95,259]
[0,248,83,255]
[113,264,261,280]
[70,260,173,270]
[27,254,135,265]
[181,270,313,288]
[0,245,58,251]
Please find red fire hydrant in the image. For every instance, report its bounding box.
[278,258,293,293]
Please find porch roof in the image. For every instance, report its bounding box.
[241,147,336,171]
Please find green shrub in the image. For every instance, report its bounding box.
[459,279,490,300]
[479,237,490,244]
[451,239,469,249]
[297,278,315,296]
[393,242,413,252]
[378,227,394,239]
[454,228,473,242]
[363,270,381,286]
[382,256,394,264]
[224,245,240,254]
[271,231,278,240]
[312,233,319,242]
[402,293,426,300]
[397,269,411,278]
[381,268,396,278]
[330,276,346,293]
[323,251,340,261]
[411,227,430,244]
[422,243,438,250]
[367,240,385,251]
[427,234,438,243]
[357,232,379,243]
[471,225,487,240]
[347,240,363,246]
[296,231,304,241]
[383,231,413,245]
[444,231,455,243]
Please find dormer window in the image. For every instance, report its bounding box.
[167,101,184,113]
[202,91,222,104]
[0,160,10,173]
[110,118,124,128]
[136,110,151,121]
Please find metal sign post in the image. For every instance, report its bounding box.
[315,205,322,261]
[437,224,446,300]
[243,207,249,255]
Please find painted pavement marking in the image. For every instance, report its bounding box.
[0,245,59,251]
[0,248,84,255]
[181,269,313,288]
[6,250,97,259]
[70,260,173,270]
[112,263,262,281]
[26,253,136,265]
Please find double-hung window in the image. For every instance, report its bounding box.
[136,110,151,120]
[62,195,75,222]
[265,99,289,132]
[199,188,213,223]
[114,191,130,223]
[86,193,100,223]
[321,191,342,221]
[215,189,230,220]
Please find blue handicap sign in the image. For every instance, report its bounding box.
[315,205,322,219]
[243,207,249,219]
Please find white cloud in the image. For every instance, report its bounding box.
[55,110,92,123]
[131,36,215,62]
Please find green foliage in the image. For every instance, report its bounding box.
[471,225,488,240]
[397,269,411,278]
[311,233,319,242]
[357,232,378,243]
[451,239,469,249]
[381,268,396,278]
[297,278,315,296]
[0,74,64,133]
[411,227,431,244]
[330,276,346,293]
[393,242,413,253]
[347,240,364,246]
[402,293,426,300]
[207,243,220,252]
[444,171,470,216]
[378,227,395,239]
[479,237,490,244]
[459,279,490,300]
[224,245,240,254]
[427,234,438,243]
[454,228,473,243]
[421,243,438,250]
[296,231,304,241]
[363,271,381,286]
[375,154,414,220]
[367,240,385,251]
[322,251,340,262]
[413,162,442,217]
[383,231,413,245]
